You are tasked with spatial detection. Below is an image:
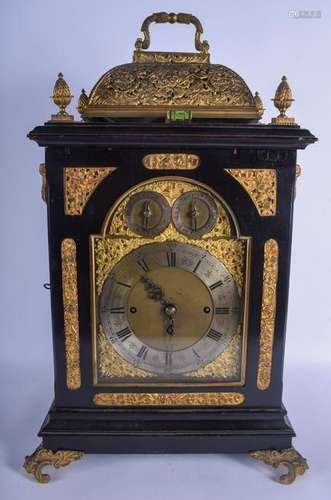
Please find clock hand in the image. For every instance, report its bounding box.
[141,276,166,305]
[140,277,177,336]
[164,303,177,337]
[141,277,177,336]
[142,201,152,230]
[190,200,199,232]
[166,318,175,336]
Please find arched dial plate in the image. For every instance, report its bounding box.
[125,191,171,237]
[172,191,218,238]
[99,241,241,375]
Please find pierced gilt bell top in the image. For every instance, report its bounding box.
[82,12,262,121]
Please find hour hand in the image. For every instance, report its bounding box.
[141,276,166,305]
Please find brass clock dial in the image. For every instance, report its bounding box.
[125,191,171,237]
[99,241,241,375]
[172,191,218,238]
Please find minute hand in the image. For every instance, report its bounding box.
[164,303,176,337]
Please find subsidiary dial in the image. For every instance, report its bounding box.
[125,191,171,237]
[172,191,218,238]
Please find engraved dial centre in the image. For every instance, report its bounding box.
[128,267,213,351]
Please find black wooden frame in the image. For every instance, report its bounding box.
[28,121,316,453]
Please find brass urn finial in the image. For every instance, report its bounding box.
[77,89,89,118]
[271,76,296,126]
[254,92,264,118]
[50,72,74,122]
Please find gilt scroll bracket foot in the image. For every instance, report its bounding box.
[250,447,309,484]
[23,444,83,483]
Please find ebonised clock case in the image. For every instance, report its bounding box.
[28,120,316,454]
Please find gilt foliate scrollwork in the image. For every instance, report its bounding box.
[143,153,200,170]
[133,51,209,64]
[93,236,245,297]
[88,63,255,109]
[61,238,81,390]
[225,169,277,216]
[250,448,309,484]
[93,236,246,384]
[64,167,117,215]
[23,445,82,483]
[92,179,247,385]
[185,329,242,379]
[63,167,117,215]
[97,324,243,382]
[94,392,245,407]
[257,239,279,390]
[83,12,261,118]
[98,325,154,379]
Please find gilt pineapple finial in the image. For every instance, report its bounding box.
[254,92,264,118]
[77,89,89,118]
[50,72,74,122]
[271,76,296,126]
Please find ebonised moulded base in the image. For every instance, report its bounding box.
[24,402,310,485]
[38,402,294,454]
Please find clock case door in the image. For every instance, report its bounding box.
[29,121,316,453]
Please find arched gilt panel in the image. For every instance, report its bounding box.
[225,169,277,216]
[64,167,117,215]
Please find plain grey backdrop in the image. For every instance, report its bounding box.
[1,0,330,498]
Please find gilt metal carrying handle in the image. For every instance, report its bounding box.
[135,12,210,53]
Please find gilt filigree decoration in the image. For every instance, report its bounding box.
[87,63,256,109]
[92,179,247,384]
[185,329,242,379]
[143,153,200,170]
[98,325,154,379]
[61,239,81,390]
[94,236,245,296]
[93,235,247,383]
[250,448,309,484]
[64,167,117,215]
[23,445,82,483]
[257,239,279,390]
[133,51,209,64]
[94,392,245,407]
[225,169,277,216]
[97,325,242,382]
[82,11,261,119]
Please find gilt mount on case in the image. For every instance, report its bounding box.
[26,12,316,483]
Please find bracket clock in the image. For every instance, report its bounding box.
[24,12,317,485]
